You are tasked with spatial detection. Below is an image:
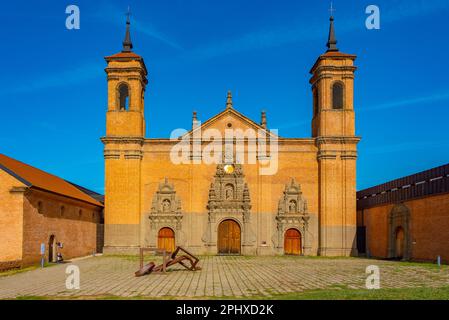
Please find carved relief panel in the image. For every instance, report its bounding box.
[274,179,311,255]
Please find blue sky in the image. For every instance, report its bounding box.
[0,0,448,193]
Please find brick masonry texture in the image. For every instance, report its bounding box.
[0,256,448,299]
[0,169,104,268]
[102,37,360,257]
[358,193,449,262]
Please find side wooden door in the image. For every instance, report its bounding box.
[284,229,301,255]
[158,228,175,253]
[218,220,241,255]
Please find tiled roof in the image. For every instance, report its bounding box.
[321,51,356,58]
[357,163,449,210]
[0,154,103,207]
[105,51,142,60]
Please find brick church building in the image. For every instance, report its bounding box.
[102,14,360,256]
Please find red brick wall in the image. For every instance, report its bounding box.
[0,170,25,265]
[359,193,449,262]
[21,189,103,266]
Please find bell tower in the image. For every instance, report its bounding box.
[105,12,148,137]
[102,12,148,253]
[310,13,360,256]
[310,15,356,137]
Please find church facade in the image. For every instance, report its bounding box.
[102,15,360,256]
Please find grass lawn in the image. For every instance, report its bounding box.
[0,263,57,278]
[11,286,449,301]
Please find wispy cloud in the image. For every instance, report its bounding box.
[364,140,449,156]
[94,2,183,51]
[131,18,183,51]
[186,0,449,59]
[0,62,102,96]
[362,91,449,112]
[186,19,327,60]
[381,0,449,22]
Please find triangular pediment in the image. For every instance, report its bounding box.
[183,108,279,139]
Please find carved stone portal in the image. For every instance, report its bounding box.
[274,179,311,255]
[147,178,184,248]
[202,163,256,255]
[387,203,412,261]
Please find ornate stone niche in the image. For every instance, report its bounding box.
[387,203,412,261]
[202,163,256,254]
[147,178,183,247]
[274,179,311,255]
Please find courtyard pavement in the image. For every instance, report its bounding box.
[0,255,448,299]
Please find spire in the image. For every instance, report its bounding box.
[326,2,338,52]
[261,110,267,129]
[226,91,233,109]
[192,111,200,129]
[122,7,133,53]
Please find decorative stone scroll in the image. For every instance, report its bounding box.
[202,162,256,254]
[274,179,310,254]
[149,178,183,231]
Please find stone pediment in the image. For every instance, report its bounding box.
[185,108,279,140]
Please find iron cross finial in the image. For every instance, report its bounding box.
[126,6,131,23]
[329,1,336,17]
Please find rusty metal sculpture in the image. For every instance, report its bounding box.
[135,247,201,277]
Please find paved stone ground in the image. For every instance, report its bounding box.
[0,256,448,299]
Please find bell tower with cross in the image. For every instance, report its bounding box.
[104,8,148,138]
[102,9,148,253]
[309,4,360,256]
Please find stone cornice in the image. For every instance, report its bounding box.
[124,150,143,160]
[340,151,358,160]
[103,150,120,160]
[317,150,358,161]
[315,136,361,146]
[101,136,145,145]
[317,151,338,160]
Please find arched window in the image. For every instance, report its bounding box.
[332,82,344,109]
[60,206,65,217]
[79,209,83,218]
[118,83,130,110]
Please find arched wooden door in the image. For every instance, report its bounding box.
[395,227,405,259]
[158,228,175,253]
[218,220,241,255]
[284,229,301,255]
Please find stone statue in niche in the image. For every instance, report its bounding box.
[162,199,171,212]
[289,200,297,213]
[149,178,183,230]
[225,185,234,200]
[274,178,310,253]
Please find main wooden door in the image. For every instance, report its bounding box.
[284,229,301,255]
[158,228,175,253]
[218,220,241,255]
